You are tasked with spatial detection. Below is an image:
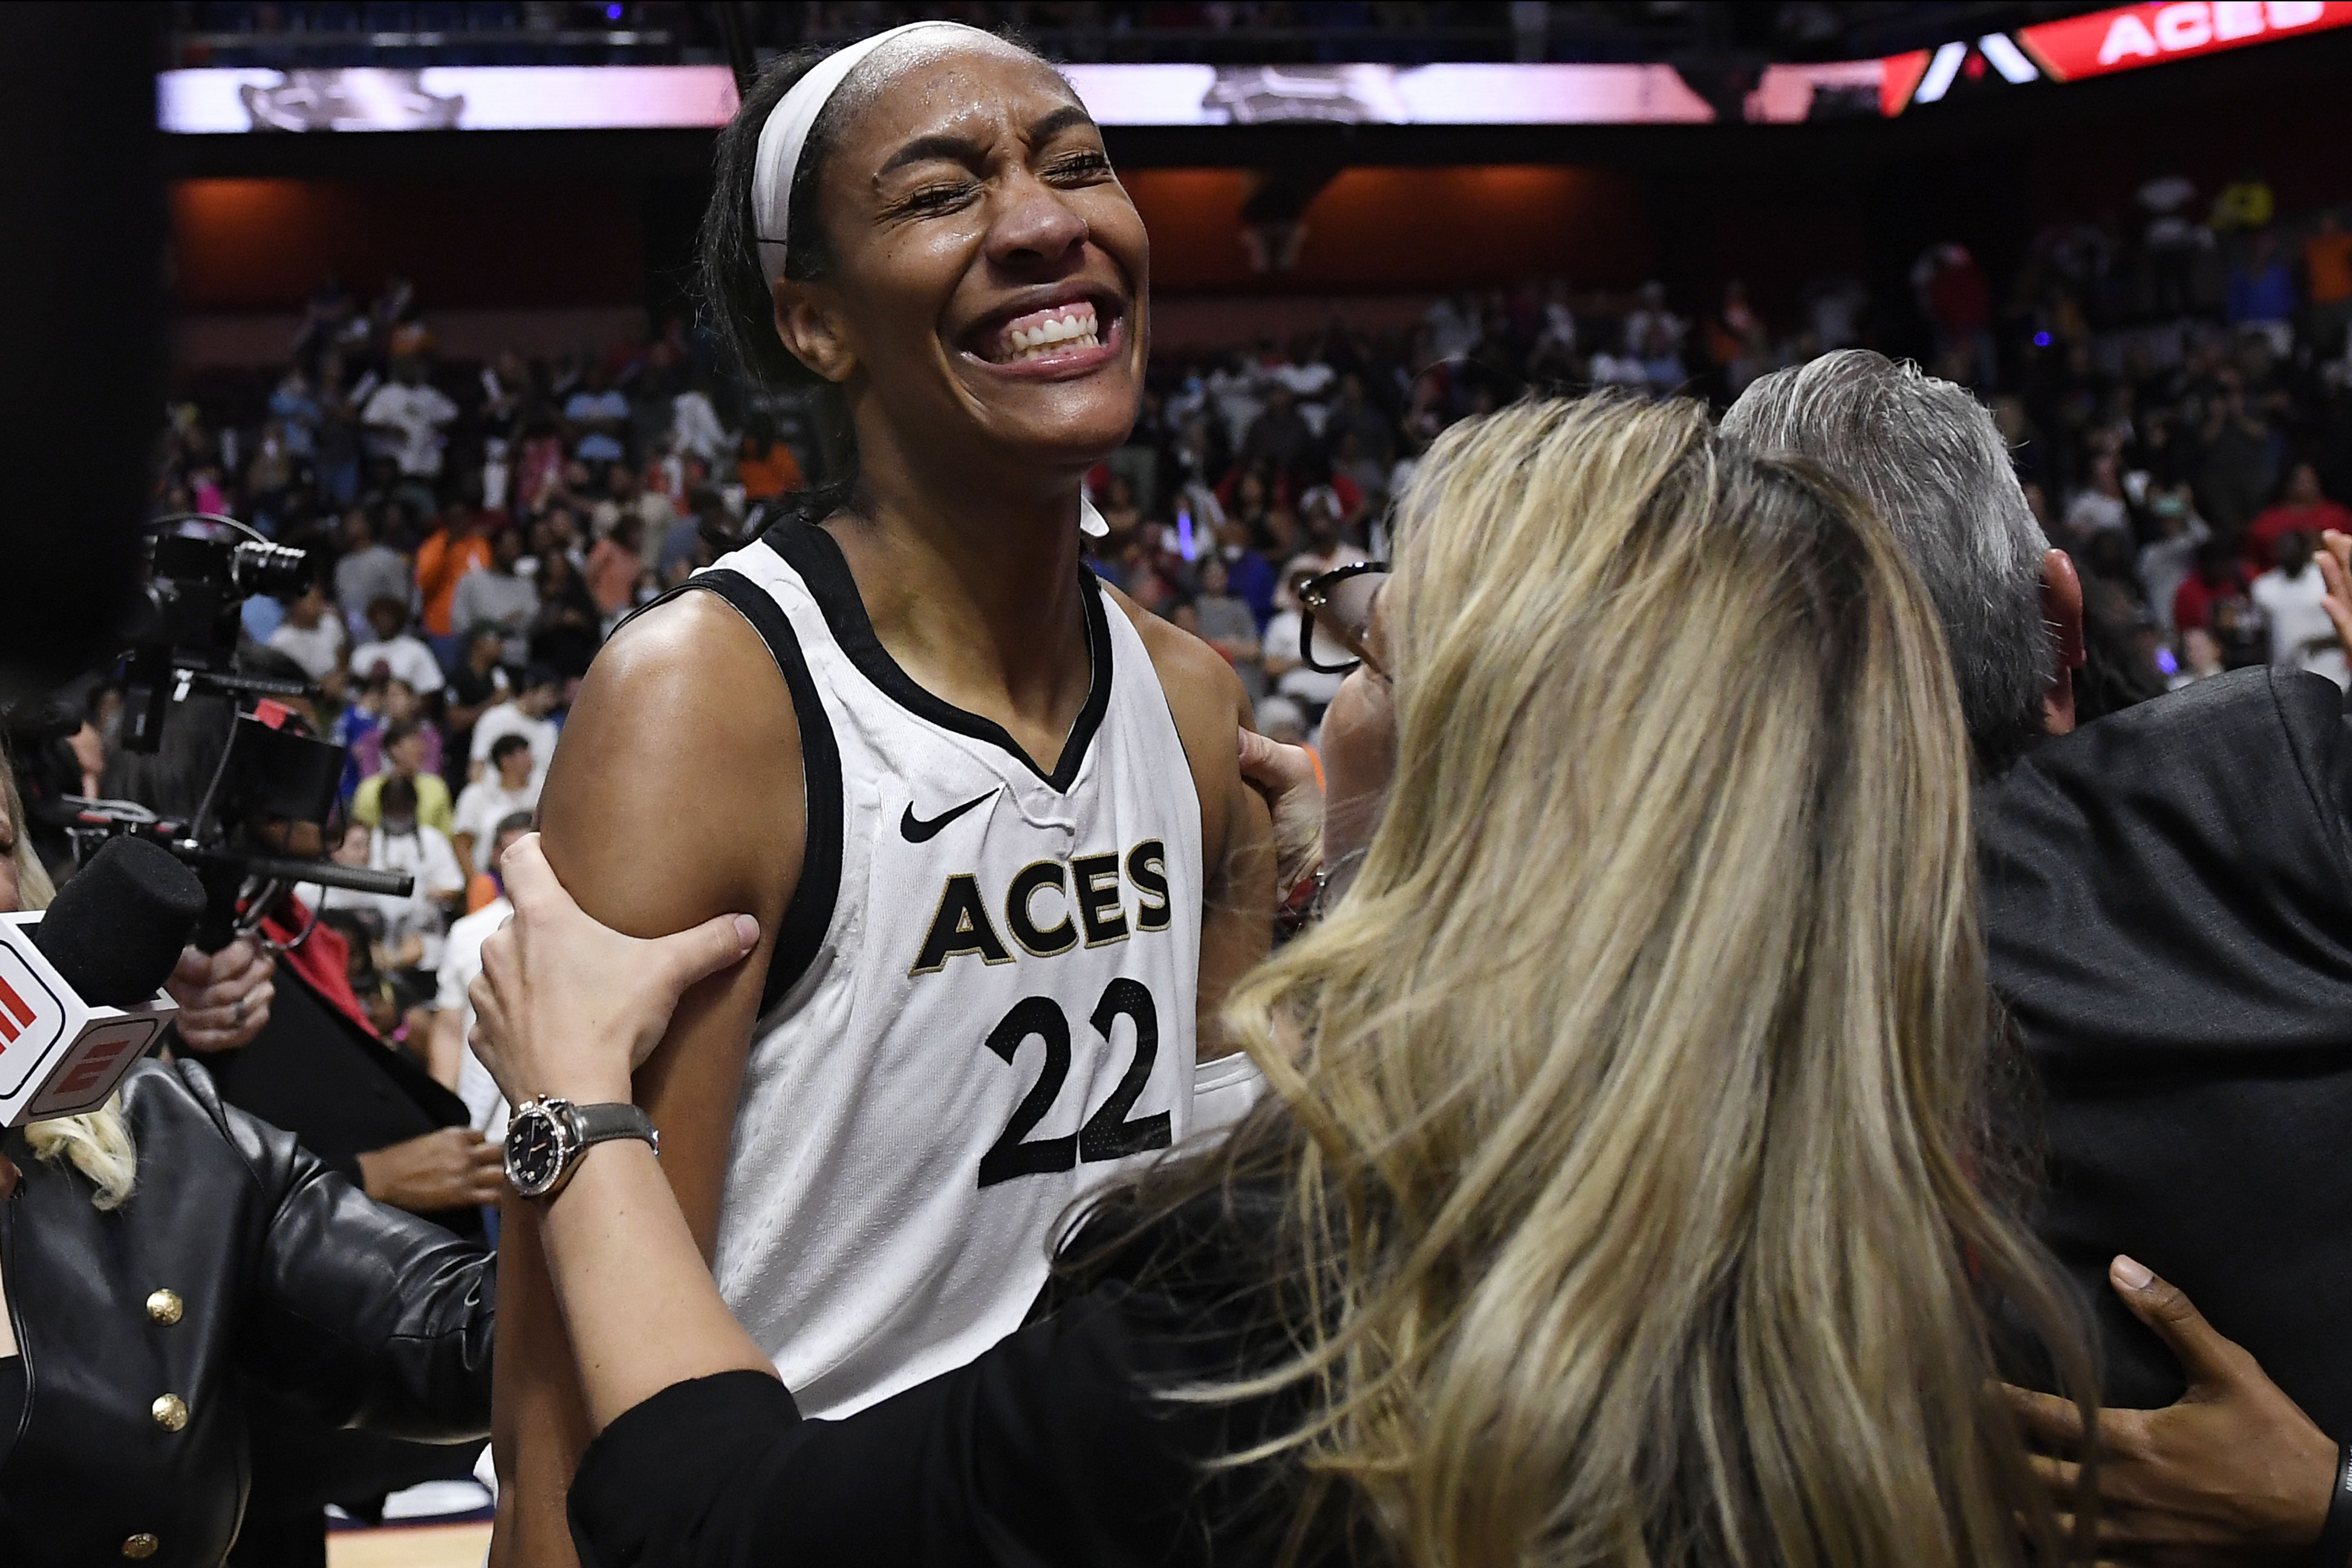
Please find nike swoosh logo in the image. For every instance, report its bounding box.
[900,791,996,843]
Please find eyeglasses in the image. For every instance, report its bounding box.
[1299,561,1390,676]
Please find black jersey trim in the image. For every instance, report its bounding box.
[763,520,1114,794]
[638,571,844,1018]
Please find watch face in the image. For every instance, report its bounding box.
[506,1108,566,1195]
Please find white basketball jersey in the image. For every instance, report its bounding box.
[686,524,1203,1418]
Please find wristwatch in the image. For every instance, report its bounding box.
[504,1097,659,1199]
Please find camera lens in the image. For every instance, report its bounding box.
[230,540,311,600]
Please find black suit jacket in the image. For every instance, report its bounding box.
[177,960,488,1520]
[1979,666,2352,1429]
[0,1061,491,1568]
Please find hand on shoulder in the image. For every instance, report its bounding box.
[468,835,761,1110]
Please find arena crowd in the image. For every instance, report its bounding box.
[74,177,2328,922]
[126,168,2352,798]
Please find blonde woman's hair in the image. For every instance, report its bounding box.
[1180,395,2092,1567]
[2,746,138,1210]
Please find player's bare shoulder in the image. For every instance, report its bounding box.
[564,591,800,776]
[586,588,779,703]
[540,587,804,929]
[1099,580,1253,745]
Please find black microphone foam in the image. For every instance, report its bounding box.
[33,838,205,1007]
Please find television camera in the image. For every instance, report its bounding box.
[40,515,413,952]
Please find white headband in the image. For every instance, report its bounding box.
[752,20,982,285]
[749,20,1110,540]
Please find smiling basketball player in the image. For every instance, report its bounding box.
[487,24,1274,1566]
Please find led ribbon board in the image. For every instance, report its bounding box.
[155,7,2352,135]
[2020,0,2352,81]
[1882,0,2352,110]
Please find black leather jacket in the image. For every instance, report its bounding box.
[0,1060,495,1566]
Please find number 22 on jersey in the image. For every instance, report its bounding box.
[978,978,1168,1188]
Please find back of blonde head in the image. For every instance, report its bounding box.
[1216,395,2089,1567]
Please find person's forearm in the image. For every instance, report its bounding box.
[537,1133,776,1433]
[426,1009,466,1091]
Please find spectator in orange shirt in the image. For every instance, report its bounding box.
[413,487,495,662]
[2305,212,2352,350]
[584,515,645,623]
[736,414,804,501]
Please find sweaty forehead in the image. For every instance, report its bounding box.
[828,35,1082,154]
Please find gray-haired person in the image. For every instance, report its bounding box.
[1727,349,2352,1561]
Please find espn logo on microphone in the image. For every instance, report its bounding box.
[0,939,66,1083]
[0,914,176,1128]
[0,972,30,1043]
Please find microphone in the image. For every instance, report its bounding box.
[0,837,198,1125]
[37,838,204,1006]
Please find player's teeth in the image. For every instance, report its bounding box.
[996,304,1103,361]
[1000,316,1101,362]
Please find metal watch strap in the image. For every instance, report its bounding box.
[568,1102,659,1161]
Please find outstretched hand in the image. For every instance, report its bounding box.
[467,833,759,1109]
[2001,1255,2337,1565]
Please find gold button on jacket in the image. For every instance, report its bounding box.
[149,1393,188,1432]
[145,1289,182,1326]
[121,1533,160,1559]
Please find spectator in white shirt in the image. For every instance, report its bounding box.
[1423,292,1482,361]
[1206,351,1265,455]
[2249,529,2351,687]
[370,774,466,975]
[360,357,458,479]
[2135,487,2210,635]
[669,385,730,463]
[468,663,563,789]
[450,733,540,879]
[1268,356,1335,435]
[429,810,536,1141]
[1260,558,1348,720]
[2063,453,2132,541]
[266,576,345,683]
[348,595,446,697]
